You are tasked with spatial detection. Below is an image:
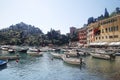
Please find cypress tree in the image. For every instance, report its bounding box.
[104,8,109,18]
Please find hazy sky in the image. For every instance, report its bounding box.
[0,0,120,34]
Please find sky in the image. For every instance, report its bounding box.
[0,0,120,34]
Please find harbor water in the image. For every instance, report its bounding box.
[0,50,120,80]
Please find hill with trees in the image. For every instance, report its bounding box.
[0,22,69,46]
[0,22,43,45]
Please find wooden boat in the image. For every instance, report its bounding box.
[64,50,77,57]
[1,46,9,51]
[27,48,40,53]
[27,48,42,56]
[0,55,20,60]
[8,48,15,53]
[90,50,116,60]
[0,60,7,66]
[78,51,89,56]
[54,48,61,52]
[113,50,120,56]
[115,52,120,56]
[106,49,120,56]
[90,53,110,60]
[40,49,47,52]
[62,54,83,65]
[17,48,28,53]
[64,49,89,58]
[28,53,43,56]
[50,52,63,59]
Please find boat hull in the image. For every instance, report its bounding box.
[62,54,83,65]
[90,53,110,60]
[51,52,63,59]
[27,51,43,56]
[0,60,7,67]
[0,56,20,60]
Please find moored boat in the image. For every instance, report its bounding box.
[115,52,120,56]
[28,52,43,56]
[17,48,28,53]
[8,48,15,53]
[0,55,20,60]
[0,60,7,66]
[27,48,42,56]
[90,50,116,60]
[90,53,110,60]
[27,48,40,53]
[1,45,9,51]
[64,50,77,57]
[50,52,63,59]
[62,54,83,65]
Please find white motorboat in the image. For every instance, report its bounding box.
[64,50,77,57]
[90,49,115,60]
[27,48,42,56]
[8,48,15,53]
[90,53,110,60]
[62,54,83,65]
[1,45,9,51]
[50,52,63,59]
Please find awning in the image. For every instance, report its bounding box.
[96,42,101,45]
[109,42,116,46]
[89,42,97,45]
[108,42,120,46]
[99,42,108,45]
[89,42,108,46]
[115,42,120,45]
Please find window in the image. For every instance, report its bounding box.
[99,37,101,39]
[113,26,115,31]
[102,29,104,33]
[106,36,107,39]
[115,26,118,31]
[101,18,117,25]
[109,36,113,39]
[102,36,104,39]
[105,28,108,32]
[109,27,111,32]
[111,27,114,32]
[96,37,97,40]
[114,35,118,38]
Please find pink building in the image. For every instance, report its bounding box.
[78,27,87,45]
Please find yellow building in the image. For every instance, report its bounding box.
[87,14,120,46]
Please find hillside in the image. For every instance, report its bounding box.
[0,22,43,45]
